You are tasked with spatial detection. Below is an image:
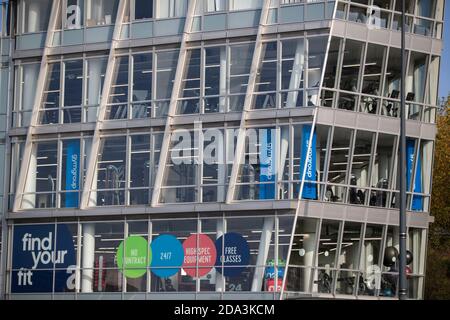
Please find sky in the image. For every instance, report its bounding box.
[439,1,450,100]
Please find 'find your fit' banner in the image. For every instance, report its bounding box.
[11,224,76,293]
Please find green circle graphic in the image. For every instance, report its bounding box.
[116,236,151,278]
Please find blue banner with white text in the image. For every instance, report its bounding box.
[299,125,317,199]
[260,128,276,199]
[406,139,423,211]
[65,140,80,207]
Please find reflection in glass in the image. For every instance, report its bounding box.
[326,127,352,202]
[96,136,127,206]
[371,133,395,208]
[340,40,363,92]
[349,131,374,205]
[359,224,383,297]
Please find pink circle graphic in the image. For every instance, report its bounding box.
[182,234,217,277]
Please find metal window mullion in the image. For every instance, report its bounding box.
[75,218,82,295]
[200,45,206,114]
[151,49,156,118]
[151,0,198,206]
[126,133,131,206]
[353,222,366,296]
[12,0,62,212]
[60,59,65,124]
[128,52,133,120]
[82,56,88,122]
[225,0,271,203]
[310,218,323,294]
[355,222,369,297]
[288,120,294,199]
[80,0,127,209]
[123,219,128,295]
[197,121,203,203]
[332,221,345,296]
[56,138,63,209]
[147,218,152,294]
[276,37,281,109]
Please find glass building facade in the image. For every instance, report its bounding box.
[0,0,444,300]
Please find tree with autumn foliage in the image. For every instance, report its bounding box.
[425,96,450,299]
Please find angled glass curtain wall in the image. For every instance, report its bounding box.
[13,128,433,211]
[89,131,163,207]
[320,36,440,124]
[176,41,255,114]
[159,125,236,204]
[34,55,108,125]
[106,49,179,120]
[252,36,327,110]
[176,35,328,115]
[335,0,445,39]
[285,218,426,299]
[18,136,92,210]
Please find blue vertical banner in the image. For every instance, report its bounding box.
[299,125,317,199]
[406,139,423,211]
[65,140,80,207]
[259,127,276,199]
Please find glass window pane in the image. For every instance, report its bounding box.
[370,133,395,207]
[340,40,363,92]
[156,50,178,100]
[35,141,58,208]
[150,219,196,292]
[81,222,124,292]
[130,135,150,205]
[64,59,83,107]
[86,0,119,26]
[65,0,84,29]
[132,53,152,102]
[362,44,385,95]
[230,43,254,93]
[134,0,153,20]
[323,38,340,89]
[96,136,127,206]
[156,0,187,18]
[178,49,201,114]
[229,0,263,11]
[109,56,129,104]
[327,127,353,198]
[359,224,383,296]
[349,130,374,204]
[318,220,340,268]
[86,56,108,121]
[22,0,52,33]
